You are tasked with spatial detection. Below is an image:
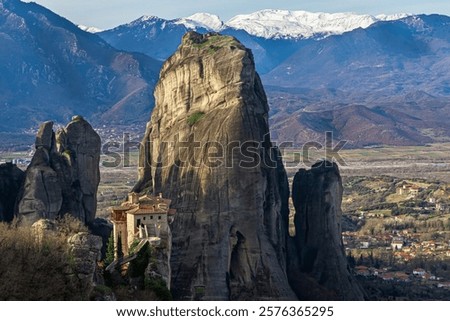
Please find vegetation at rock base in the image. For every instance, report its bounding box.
[105,241,172,301]
[56,215,88,234]
[0,220,88,300]
[128,242,151,278]
[145,277,172,301]
[90,284,115,300]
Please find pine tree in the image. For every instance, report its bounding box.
[347,251,356,268]
[105,232,115,266]
[117,233,124,259]
[357,254,364,266]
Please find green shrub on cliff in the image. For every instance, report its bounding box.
[187,112,205,126]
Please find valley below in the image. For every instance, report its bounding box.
[287,143,450,300]
[96,142,450,300]
[2,128,450,300]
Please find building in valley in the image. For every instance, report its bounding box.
[391,237,404,251]
[396,183,421,197]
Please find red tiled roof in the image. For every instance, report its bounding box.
[356,265,369,270]
[111,205,133,211]
[127,207,167,215]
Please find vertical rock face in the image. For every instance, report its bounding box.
[17,116,101,226]
[0,162,25,222]
[17,121,64,224]
[134,32,294,300]
[56,116,101,223]
[289,161,364,300]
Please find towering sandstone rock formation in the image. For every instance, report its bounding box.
[17,116,101,226]
[290,161,364,300]
[134,32,294,300]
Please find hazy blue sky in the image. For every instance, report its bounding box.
[25,0,450,29]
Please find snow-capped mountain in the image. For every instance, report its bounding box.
[81,10,409,39]
[99,16,191,61]
[172,10,410,39]
[98,9,412,72]
[78,25,103,33]
[174,13,223,31]
[226,10,410,39]
[265,14,450,95]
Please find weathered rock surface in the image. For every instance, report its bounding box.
[289,161,365,300]
[67,232,103,292]
[56,116,101,224]
[35,120,55,150]
[17,116,101,225]
[134,32,295,300]
[146,230,172,290]
[89,217,113,257]
[0,162,25,222]
[17,122,63,225]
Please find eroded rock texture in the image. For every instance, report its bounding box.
[17,116,101,226]
[67,232,103,292]
[289,161,365,300]
[0,162,25,222]
[56,116,101,223]
[134,32,294,300]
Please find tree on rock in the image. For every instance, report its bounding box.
[105,232,115,266]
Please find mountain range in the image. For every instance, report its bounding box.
[1,0,450,148]
[263,15,450,146]
[96,10,450,147]
[0,0,160,141]
[97,10,407,73]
